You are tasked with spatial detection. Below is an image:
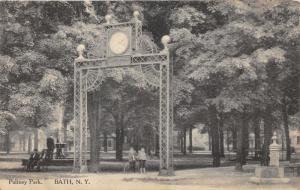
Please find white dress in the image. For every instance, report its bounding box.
[138,151,147,161]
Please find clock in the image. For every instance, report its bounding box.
[109,31,129,55]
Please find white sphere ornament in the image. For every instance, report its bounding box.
[76,44,85,60]
[133,11,140,20]
[105,14,112,24]
[161,35,171,51]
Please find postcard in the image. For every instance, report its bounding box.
[0,1,299,190]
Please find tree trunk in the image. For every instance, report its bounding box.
[180,131,184,153]
[28,134,32,153]
[115,120,124,161]
[261,106,273,166]
[253,113,261,159]
[282,96,291,161]
[22,133,26,152]
[183,128,187,155]
[34,128,38,150]
[114,103,125,161]
[189,125,193,153]
[219,130,224,157]
[103,131,108,152]
[208,128,212,151]
[219,114,225,157]
[115,128,122,161]
[235,117,243,170]
[209,105,220,167]
[120,126,124,158]
[87,91,101,172]
[133,131,140,152]
[242,115,249,165]
[226,128,230,151]
[90,123,100,172]
[232,128,237,151]
[235,111,248,170]
[63,121,68,154]
[155,132,159,156]
[5,130,10,154]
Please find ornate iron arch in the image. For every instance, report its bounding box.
[73,11,174,176]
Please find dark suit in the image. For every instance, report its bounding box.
[47,137,55,159]
[27,152,40,171]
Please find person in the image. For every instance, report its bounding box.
[46,136,55,160]
[128,147,136,172]
[40,149,48,161]
[27,149,40,171]
[55,140,65,159]
[138,147,147,174]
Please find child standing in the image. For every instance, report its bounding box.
[128,147,136,172]
[138,147,147,173]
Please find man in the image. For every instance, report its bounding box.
[46,136,55,159]
[27,149,40,171]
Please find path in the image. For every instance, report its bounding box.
[0,166,299,190]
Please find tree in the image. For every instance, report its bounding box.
[87,90,101,172]
[100,77,152,160]
[1,0,299,172]
[169,0,299,169]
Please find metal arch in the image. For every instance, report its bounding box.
[73,14,174,176]
[84,69,104,92]
[138,36,160,87]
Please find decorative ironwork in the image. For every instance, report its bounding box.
[85,69,104,92]
[137,37,160,87]
[73,11,173,175]
[80,70,88,172]
[75,54,167,69]
[73,67,81,172]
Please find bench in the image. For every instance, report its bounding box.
[21,159,74,171]
[22,159,48,171]
[285,163,300,176]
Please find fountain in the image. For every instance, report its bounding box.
[250,132,290,184]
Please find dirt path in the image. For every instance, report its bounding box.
[0,166,299,190]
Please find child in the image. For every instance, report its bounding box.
[128,147,136,172]
[138,148,147,173]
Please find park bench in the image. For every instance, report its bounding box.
[22,159,48,171]
[21,159,74,171]
[285,163,300,176]
[284,157,300,176]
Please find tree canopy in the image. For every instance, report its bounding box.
[0,0,298,167]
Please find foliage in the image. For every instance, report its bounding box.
[0,1,299,166]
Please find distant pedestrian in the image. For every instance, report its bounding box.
[128,147,137,172]
[138,147,147,173]
[46,136,55,160]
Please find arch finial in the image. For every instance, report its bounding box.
[161,35,170,52]
[105,14,112,24]
[133,11,140,22]
[76,44,85,61]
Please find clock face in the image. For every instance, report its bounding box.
[109,32,129,55]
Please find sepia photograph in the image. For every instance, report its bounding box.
[0,0,299,190]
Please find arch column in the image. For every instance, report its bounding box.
[158,54,174,176]
[73,65,88,173]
